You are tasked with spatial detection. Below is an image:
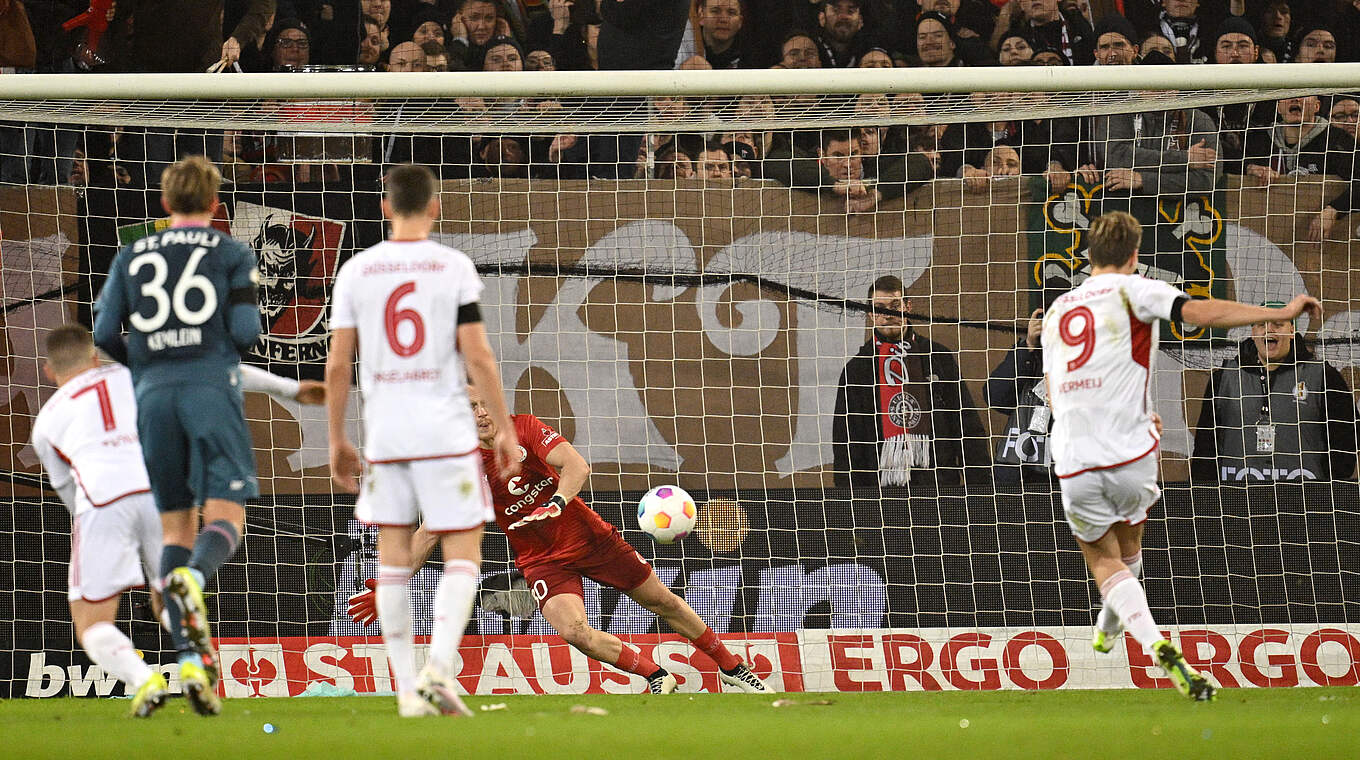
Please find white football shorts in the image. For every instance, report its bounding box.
[1058,452,1161,543]
[68,492,161,603]
[356,452,493,532]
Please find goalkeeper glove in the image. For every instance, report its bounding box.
[506,495,566,531]
[347,578,379,627]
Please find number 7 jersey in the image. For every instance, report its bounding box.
[1040,272,1187,478]
[329,239,484,462]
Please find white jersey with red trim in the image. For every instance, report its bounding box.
[31,364,150,517]
[1041,272,1186,478]
[329,239,484,462]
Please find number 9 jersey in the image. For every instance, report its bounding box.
[1040,273,1188,478]
[329,239,484,462]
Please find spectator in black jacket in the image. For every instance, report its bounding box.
[1243,95,1359,240]
[937,96,1078,190]
[1331,95,1359,140]
[695,0,754,68]
[831,274,989,491]
[1191,310,1357,484]
[916,0,997,64]
[1336,1,1360,62]
[598,0,689,70]
[984,307,1054,487]
[1257,0,1293,62]
[525,47,556,69]
[920,0,998,45]
[1202,18,1273,170]
[991,0,1093,66]
[1292,22,1336,63]
[996,30,1035,64]
[1138,30,1174,59]
[778,29,821,68]
[814,0,873,67]
[357,15,386,66]
[1092,13,1139,66]
[915,11,970,67]
[1133,0,1211,63]
[260,18,311,71]
[527,0,599,70]
[763,127,934,213]
[448,0,508,70]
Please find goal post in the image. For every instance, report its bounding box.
[0,63,1357,132]
[2,66,1358,698]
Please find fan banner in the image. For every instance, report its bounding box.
[19,624,1360,698]
[1026,178,1230,341]
[90,184,385,380]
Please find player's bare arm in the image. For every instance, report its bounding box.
[1180,294,1322,329]
[544,439,591,504]
[325,326,362,493]
[507,439,592,531]
[239,363,327,405]
[458,320,520,478]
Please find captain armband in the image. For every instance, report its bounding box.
[457,302,482,325]
[1170,296,1189,324]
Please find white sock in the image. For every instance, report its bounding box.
[80,622,153,692]
[1100,570,1163,650]
[1096,552,1144,635]
[376,565,416,696]
[429,559,479,677]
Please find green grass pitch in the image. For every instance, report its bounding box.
[3,689,1355,760]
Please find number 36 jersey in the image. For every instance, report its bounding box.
[1041,273,1187,478]
[329,239,483,462]
[95,225,258,384]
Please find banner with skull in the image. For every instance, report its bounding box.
[105,186,384,380]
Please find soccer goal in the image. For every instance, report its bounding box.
[2,64,1358,699]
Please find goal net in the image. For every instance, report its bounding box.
[3,66,1359,698]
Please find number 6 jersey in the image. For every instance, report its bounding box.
[1040,273,1188,478]
[329,239,484,462]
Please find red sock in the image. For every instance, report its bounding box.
[692,627,741,671]
[613,644,661,678]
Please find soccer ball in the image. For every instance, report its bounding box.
[637,485,698,544]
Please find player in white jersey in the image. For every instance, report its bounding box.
[1041,211,1320,702]
[31,325,323,717]
[32,325,168,717]
[326,163,520,718]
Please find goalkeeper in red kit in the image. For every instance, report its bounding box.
[348,382,770,695]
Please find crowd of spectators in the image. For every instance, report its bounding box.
[0,0,1357,229]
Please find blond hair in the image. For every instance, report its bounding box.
[160,156,221,215]
[1086,211,1143,268]
[45,324,96,375]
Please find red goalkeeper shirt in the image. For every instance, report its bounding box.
[480,415,615,565]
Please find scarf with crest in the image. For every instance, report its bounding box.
[875,336,934,485]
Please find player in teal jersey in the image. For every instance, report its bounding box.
[93,156,261,716]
